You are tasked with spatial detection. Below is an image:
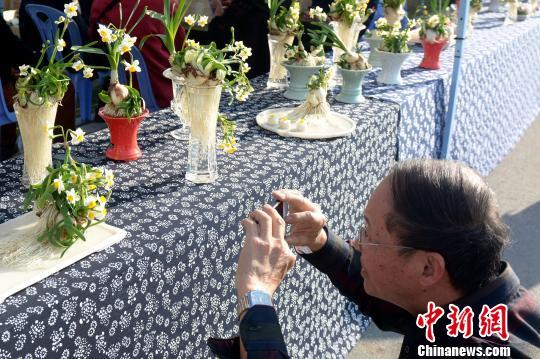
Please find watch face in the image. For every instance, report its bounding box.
[248,290,272,307]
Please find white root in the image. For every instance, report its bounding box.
[0,205,65,270]
[288,87,331,122]
[182,80,222,148]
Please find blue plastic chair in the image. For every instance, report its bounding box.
[25,4,96,123]
[118,46,160,113]
[0,78,16,127]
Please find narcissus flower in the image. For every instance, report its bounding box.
[198,15,208,27]
[64,2,78,18]
[123,59,141,73]
[119,34,137,54]
[19,65,30,77]
[57,39,66,52]
[65,188,80,204]
[72,60,84,71]
[98,24,113,43]
[184,15,195,26]
[53,175,65,193]
[83,67,94,78]
[85,196,97,209]
[70,128,85,145]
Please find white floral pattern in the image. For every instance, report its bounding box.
[0,75,399,358]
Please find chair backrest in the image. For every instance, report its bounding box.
[118,47,161,112]
[25,4,83,62]
[0,78,16,127]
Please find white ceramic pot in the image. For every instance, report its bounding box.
[365,37,384,68]
[375,50,410,85]
[336,67,371,103]
[282,63,326,100]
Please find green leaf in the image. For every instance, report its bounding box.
[71,46,107,56]
[98,91,112,104]
[146,10,164,21]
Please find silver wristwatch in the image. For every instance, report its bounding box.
[236,290,273,319]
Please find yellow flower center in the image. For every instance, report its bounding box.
[87,201,96,209]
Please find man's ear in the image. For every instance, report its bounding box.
[418,252,446,287]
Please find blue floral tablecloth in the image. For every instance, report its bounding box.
[360,10,540,175]
[0,77,400,358]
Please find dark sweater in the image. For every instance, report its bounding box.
[207,230,540,358]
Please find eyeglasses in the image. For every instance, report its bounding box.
[350,223,417,252]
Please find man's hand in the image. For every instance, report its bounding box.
[272,189,328,252]
[235,204,296,298]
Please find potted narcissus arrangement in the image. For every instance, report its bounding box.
[469,0,483,30]
[0,125,114,268]
[281,10,327,100]
[144,0,205,140]
[75,3,148,161]
[169,28,253,183]
[419,0,452,70]
[327,0,373,64]
[266,0,302,88]
[383,0,407,25]
[14,2,86,185]
[375,18,416,85]
[271,68,333,132]
[309,22,371,103]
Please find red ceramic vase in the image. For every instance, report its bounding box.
[420,39,448,70]
[99,107,149,161]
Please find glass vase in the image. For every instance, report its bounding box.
[331,20,363,63]
[163,68,189,140]
[384,5,405,26]
[267,34,294,89]
[184,83,222,184]
[331,20,364,85]
[15,101,59,186]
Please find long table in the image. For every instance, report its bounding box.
[0,76,400,358]
[362,10,540,175]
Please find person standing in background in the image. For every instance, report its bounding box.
[193,0,271,79]
[0,15,34,160]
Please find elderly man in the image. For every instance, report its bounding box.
[208,160,540,358]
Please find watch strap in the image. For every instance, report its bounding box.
[236,290,273,319]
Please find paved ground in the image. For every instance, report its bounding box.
[348,118,540,358]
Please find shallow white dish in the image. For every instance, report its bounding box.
[256,107,356,139]
[0,212,126,303]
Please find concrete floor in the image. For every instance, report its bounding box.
[348,118,540,358]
